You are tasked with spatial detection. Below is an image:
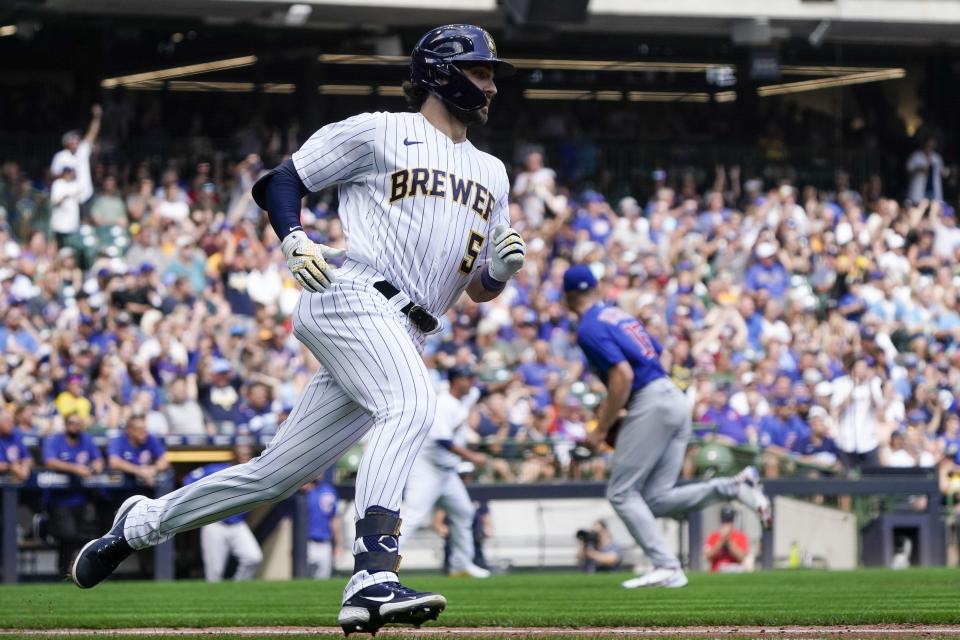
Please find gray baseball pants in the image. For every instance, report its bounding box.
[607,377,738,570]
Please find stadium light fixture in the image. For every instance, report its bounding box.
[757,68,906,96]
[100,55,258,89]
[317,54,904,99]
[319,84,374,95]
[523,89,737,103]
[523,89,623,101]
[169,81,256,92]
[103,55,902,96]
[123,80,296,94]
[627,91,708,103]
[318,53,713,74]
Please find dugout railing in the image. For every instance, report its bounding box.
[1,473,176,585]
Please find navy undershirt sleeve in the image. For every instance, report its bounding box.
[252,158,309,241]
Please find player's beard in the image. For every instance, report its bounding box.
[449,100,490,127]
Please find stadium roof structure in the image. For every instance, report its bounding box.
[7,0,960,46]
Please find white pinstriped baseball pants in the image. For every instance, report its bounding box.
[123,261,437,600]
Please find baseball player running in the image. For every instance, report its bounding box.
[183,444,263,582]
[71,24,525,635]
[400,365,490,578]
[562,265,771,589]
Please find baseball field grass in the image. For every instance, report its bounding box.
[1,568,958,638]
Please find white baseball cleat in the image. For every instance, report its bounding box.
[449,563,491,579]
[622,567,688,589]
[734,465,772,528]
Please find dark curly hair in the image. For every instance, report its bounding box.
[402,80,429,111]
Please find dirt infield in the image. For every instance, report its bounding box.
[4,626,960,638]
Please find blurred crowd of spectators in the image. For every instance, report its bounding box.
[2,104,960,507]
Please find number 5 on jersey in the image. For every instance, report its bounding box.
[459,231,486,275]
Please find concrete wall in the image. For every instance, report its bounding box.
[770,496,858,569]
[329,496,857,573]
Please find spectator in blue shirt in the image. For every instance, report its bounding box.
[571,190,614,244]
[304,477,341,579]
[184,444,262,581]
[199,358,244,432]
[0,406,32,482]
[745,242,789,299]
[42,412,104,574]
[759,397,807,477]
[838,281,868,323]
[236,381,278,436]
[791,406,840,473]
[517,340,563,407]
[738,296,765,352]
[107,414,169,486]
[939,413,960,462]
[697,385,752,445]
[0,303,40,358]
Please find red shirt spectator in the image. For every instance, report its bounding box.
[704,505,750,572]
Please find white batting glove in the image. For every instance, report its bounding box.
[280,230,346,293]
[488,225,526,282]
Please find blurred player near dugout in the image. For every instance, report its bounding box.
[183,444,263,582]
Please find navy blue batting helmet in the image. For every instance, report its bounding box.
[410,24,515,112]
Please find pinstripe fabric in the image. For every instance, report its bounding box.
[123,262,437,599]
[122,109,508,602]
[292,111,510,315]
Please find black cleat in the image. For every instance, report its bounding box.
[70,495,146,589]
[338,581,446,635]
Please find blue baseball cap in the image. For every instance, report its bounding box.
[581,190,605,204]
[563,265,597,293]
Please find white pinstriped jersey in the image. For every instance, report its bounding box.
[292,111,510,315]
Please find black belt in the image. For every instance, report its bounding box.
[373,280,439,333]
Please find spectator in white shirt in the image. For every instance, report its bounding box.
[830,353,884,470]
[906,136,947,204]
[877,232,910,281]
[50,104,102,204]
[730,371,770,419]
[157,184,190,223]
[512,150,558,228]
[50,167,83,248]
[884,431,915,467]
[931,201,960,260]
[163,377,209,436]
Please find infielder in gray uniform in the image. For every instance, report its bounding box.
[400,365,490,578]
[562,265,771,589]
[70,24,525,635]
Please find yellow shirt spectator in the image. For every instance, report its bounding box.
[55,391,92,420]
